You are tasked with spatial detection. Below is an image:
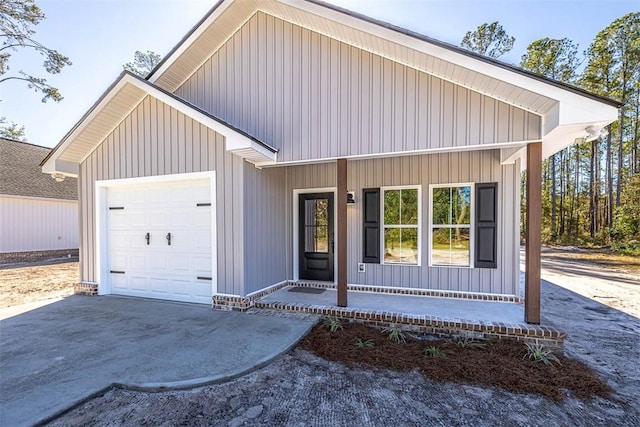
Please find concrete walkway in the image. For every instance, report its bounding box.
[0,296,316,427]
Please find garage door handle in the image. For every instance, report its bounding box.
[166,232,171,246]
[145,232,150,245]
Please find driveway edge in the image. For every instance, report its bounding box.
[34,318,317,426]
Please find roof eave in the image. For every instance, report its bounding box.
[42,71,276,177]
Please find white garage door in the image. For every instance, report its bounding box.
[107,179,213,304]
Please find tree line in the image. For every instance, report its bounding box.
[462,16,640,254]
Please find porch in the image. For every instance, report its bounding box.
[254,282,566,349]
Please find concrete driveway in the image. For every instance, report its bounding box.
[0,296,316,427]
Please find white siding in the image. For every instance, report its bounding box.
[0,195,78,252]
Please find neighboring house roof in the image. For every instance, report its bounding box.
[41,71,277,176]
[0,138,77,200]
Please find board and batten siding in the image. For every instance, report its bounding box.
[0,195,78,253]
[78,95,245,295]
[175,11,541,163]
[244,150,521,296]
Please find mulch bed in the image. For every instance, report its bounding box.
[298,322,611,402]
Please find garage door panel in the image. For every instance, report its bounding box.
[169,255,191,272]
[128,254,147,271]
[148,253,170,271]
[193,256,212,275]
[129,212,146,228]
[128,276,149,292]
[108,231,129,248]
[111,274,132,291]
[148,212,169,228]
[110,254,128,271]
[191,209,211,227]
[109,209,129,230]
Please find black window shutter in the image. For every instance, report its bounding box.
[475,183,497,268]
[362,188,380,263]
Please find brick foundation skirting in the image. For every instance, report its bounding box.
[75,282,98,296]
[254,292,566,351]
[0,249,79,264]
[212,281,290,311]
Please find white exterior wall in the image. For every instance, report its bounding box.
[0,195,79,252]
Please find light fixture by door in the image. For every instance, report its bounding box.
[347,191,355,204]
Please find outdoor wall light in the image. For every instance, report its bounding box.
[347,191,356,204]
[585,125,605,142]
[51,173,66,182]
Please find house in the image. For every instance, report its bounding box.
[41,0,618,324]
[1,137,79,263]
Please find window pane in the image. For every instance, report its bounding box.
[384,228,401,262]
[432,187,451,225]
[431,227,470,266]
[304,199,329,253]
[401,189,418,225]
[384,228,418,264]
[304,226,328,252]
[400,227,418,263]
[431,227,452,264]
[384,190,400,225]
[452,186,471,225]
[450,227,470,265]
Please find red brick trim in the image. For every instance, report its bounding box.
[255,296,566,350]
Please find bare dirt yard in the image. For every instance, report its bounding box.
[0,261,78,309]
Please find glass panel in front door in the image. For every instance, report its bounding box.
[304,198,329,253]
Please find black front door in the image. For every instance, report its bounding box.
[299,192,334,281]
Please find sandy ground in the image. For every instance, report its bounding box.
[2,251,639,426]
[0,261,78,309]
[525,247,640,319]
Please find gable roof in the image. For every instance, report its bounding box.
[41,71,277,177]
[0,138,77,200]
[147,0,619,159]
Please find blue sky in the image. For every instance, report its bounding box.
[1,0,637,148]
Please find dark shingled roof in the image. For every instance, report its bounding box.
[0,138,77,200]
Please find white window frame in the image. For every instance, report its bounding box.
[380,185,422,266]
[429,183,475,268]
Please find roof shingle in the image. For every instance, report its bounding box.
[0,138,77,200]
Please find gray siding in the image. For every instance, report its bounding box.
[243,165,287,294]
[175,11,541,163]
[78,96,244,295]
[244,151,521,296]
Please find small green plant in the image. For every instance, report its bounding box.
[454,336,486,349]
[355,339,375,348]
[383,324,407,344]
[323,316,343,332]
[423,345,446,358]
[523,343,561,366]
